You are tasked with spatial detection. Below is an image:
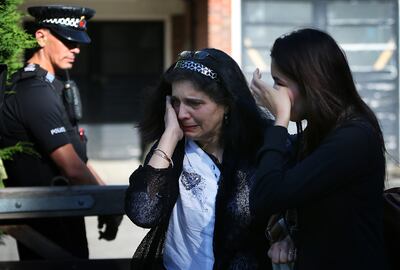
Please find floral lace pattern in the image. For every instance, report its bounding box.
[181,169,208,211]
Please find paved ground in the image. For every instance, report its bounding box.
[85,158,149,259]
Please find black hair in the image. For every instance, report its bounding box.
[270,28,385,159]
[139,48,268,162]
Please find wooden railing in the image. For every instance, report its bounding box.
[0,185,131,270]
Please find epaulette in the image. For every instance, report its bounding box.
[10,64,47,84]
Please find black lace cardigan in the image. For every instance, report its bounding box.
[125,140,272,270]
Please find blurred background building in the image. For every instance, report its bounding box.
[18,0,400,164]
[239,0,399,165]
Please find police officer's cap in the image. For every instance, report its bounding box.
[28,5,95,44]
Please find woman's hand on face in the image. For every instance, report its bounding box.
[164,96,184,141]
[268,235,296,264]
[250,68,291,127]
[147,96,182,169]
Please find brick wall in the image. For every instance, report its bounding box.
[208,0,231,54]
[172,0,231,55]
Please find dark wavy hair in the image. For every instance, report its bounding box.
[139,48,268,162]
[271,28,385,158]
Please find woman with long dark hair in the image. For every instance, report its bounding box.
[125,48,272,269]
[250,28,387,270]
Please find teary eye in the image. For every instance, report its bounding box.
[186,100,202,108]
[170,97,180,108]
[273,77,286,87]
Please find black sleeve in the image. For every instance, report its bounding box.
[18,80,70,153]
[250,121,379,219]
[125,141,183,228]
[124,164,176,228]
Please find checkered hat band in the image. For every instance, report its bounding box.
[174,60,218,80]
[41,17,81,28]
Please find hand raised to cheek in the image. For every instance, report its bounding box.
[164,95,184,141]
[250,68,291,127]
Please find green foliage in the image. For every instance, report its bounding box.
[0,141,40,160]
[0,0,36,79]
[0,0,37,239]
[0,142,40,187]
[0,0,38,190]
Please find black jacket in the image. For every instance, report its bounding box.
[0,64,88,259]
[251,119,388,270]
[1,64,87,186]
[125,140,271,270]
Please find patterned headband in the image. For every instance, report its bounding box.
[174,60,218,80]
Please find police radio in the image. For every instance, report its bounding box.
[63,70,82,124]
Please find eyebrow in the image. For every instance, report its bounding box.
[171,95,206,104]
[183,97,205,103]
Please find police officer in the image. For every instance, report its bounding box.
[0,5,119,260]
